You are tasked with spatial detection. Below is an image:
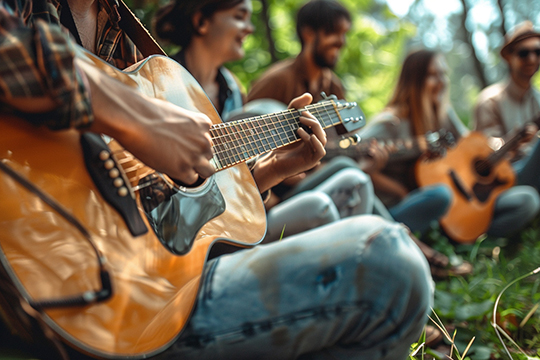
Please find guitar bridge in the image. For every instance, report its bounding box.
[80,133,148,237]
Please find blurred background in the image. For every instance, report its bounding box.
[126,0,540,126]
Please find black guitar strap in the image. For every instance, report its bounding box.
[59,0,166,57]
[116,0,167,57]
[58,0,83,47]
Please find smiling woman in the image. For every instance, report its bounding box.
[153,0,254,118]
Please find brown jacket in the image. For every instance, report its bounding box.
[247,56,346,104]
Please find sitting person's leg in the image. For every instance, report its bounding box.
[389,184,452,235]
[265,191,340,242]
[284,156,360,199]
[514,141,540,192]
[488,185,540,237]
[158,215,432,360]
[313,167,374,218]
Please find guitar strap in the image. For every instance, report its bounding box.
[115,0,167,57]
[60,0,166,57]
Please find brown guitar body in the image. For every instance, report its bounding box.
[0,53,266,358]
[415,131,515,243]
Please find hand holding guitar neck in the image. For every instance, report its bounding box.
[250,93,328,194]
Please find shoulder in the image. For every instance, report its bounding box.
[327,69,346,98]
[369,110,401,126]
[253,59,296,84]
[220,67,243,89]
[360,110,404,139]
[247,59,295,102]
[476,82,507,105]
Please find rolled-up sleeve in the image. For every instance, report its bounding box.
[0,2,93,129]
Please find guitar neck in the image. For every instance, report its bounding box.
[324,137,422,163]
[209,101,353,171]
[488,114,540,165]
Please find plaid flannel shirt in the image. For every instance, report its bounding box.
[0,0,144,129]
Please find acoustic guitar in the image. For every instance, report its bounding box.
[415,125,536,244]
[0,50,365,358]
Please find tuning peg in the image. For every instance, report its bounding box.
[319,92,337,102]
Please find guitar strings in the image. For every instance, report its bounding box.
[210,103,342,170]
[111,102,343,191]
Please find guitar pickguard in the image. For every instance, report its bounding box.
[139,175,226,255]
[472,177,509,203]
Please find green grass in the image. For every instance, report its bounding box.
[410,218,540,360]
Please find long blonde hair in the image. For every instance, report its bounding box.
[387,49,448,136]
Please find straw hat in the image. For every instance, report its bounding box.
[500,21,540,60]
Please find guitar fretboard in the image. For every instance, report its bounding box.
[209,101,355,171]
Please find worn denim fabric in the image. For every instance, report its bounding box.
[156,215,433,360]
[389,184,452,234]
[265,191,340,242]
[488,185,540,237]
[266,166,374,241]
[514,140,540,192]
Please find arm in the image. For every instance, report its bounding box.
[474,97,537,150]
[357,140,389,175]
[473,96,506,149]
[0,5,214,185]
[76,59,215,184]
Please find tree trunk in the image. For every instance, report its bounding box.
[259,0,277,63]
[459,0,489,88]
[496,0,507,36]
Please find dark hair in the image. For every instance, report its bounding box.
[153,0,244,48]
[296,0,351,46]
[387,49,440,135]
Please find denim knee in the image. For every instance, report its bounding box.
[303,191,342,225]
[424,185,452,215]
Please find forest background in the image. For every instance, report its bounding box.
[126,0,540,127]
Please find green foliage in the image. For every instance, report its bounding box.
[129,0,417,121]
[233,0,417,119]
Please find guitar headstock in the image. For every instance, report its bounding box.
[424,129,456,158]
[317,93,366,135]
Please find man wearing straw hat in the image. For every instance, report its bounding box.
[473,21,540,192]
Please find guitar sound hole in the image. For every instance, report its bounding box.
[139,174,175,214]
[172,176,206,188]
[474,159,491,178]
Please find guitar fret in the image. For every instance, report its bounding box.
[231,123,247,163]
[271,113,293,147]
[241,123,257,160]
[209,100,356,170]
[257,117,275,152]
[247,117,267,156]
[284,113,299,141]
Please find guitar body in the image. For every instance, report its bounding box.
[0,54,266,358]
[415,131,515,243]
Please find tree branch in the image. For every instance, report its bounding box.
[260,0,277,63]
[459,0,489,88]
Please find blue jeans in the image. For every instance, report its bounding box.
[265,165,375,241]
[156,216,433,360]
[389,185,452,234]
[514,140,540,192]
